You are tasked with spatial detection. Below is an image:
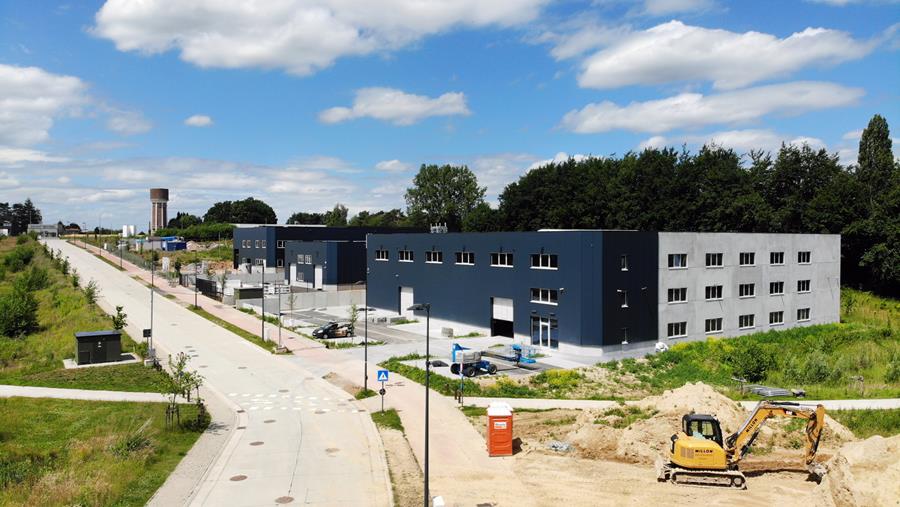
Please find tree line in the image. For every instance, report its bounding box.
[0,199,42,236]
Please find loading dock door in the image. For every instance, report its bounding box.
[400,287,414,317]
[314,265,323,289]
[491,297,514,337]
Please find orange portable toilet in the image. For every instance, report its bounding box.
[487,402,514,457]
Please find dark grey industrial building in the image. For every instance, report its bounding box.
[284,240,366,289]
[366,230,841,356]
[232,224,419,269]
[366,230,659,354]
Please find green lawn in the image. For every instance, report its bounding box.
[371,408,404,432]
[831,408,900,438]
[0,237,166,391]
[0,397,207,507]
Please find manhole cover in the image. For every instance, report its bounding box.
[250,441,264,446]
[275,496,294,504]
[325,447,339,456]
[236,426,246,430]
[236,410,245,413]
[199,365,208,368]
[264,419,276,424]
[315,409,326,414]
[238,366,247,369]
[229,475,247,482]
[279,389,289,393]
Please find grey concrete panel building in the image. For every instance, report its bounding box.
[657,232,840,343]
[367,230,841,356]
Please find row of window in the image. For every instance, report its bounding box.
[377,249,558,269]
[296,254,313,265]
[667,308,811,338]
[240,239,286,249]
[666,280,812,302]
[667,250,812,269]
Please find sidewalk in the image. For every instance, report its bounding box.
[0,384,168,402]
[71,241,324,353]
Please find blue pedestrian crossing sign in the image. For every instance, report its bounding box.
[377,370,389,382]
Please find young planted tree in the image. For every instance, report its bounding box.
[112,305,127,330]
[348,303,359,336]
[84,280,99,306]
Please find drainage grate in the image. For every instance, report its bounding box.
[279,389,289,393]
[250,441,264,446]
[275,496,294,504]
[264,419,276,424]
[229,475,247,482]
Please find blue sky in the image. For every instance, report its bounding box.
[0,0,897,230]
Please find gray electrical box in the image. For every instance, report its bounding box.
[75,330,122,365]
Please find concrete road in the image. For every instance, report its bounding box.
[50,239,391,507]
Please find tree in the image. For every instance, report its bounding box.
[204,197,276,224]
[856,114,894,203]
[112,306,128,330]
[286,211,325,225]
[462,202,501,232]
[349,209,408,228]
[324,203,349,227]
[167,212,202,229]
[0,287,39,337]
[84,280,99,305]
[2,198,42,235]
[405,164,486,230]
[348,303,359,335]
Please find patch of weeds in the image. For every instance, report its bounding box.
[542,416,577,426]
[596,405,659,429]
[355,388,377,400]
[390,318,418,325]
[371,409,404,432]
[460,406,487,417]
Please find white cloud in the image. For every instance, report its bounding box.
[375,159,413,173]
[561,81,864,134]
[319,88,470,125]
[103,106,152,135]
[292,155,357,172]
[842,129,863,140]
[532,20,632,61]
[806,0,900,5]
[0,171,20,187]
[0,63,88,146]
[637,129,827,154]
[641,0,716,16]
[184,114,213,127]
[93,0,548,76]
[79,189,137,203]
[526,152,588,170]
[0,147,69,165]
[578,21,874,90]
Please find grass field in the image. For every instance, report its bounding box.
[371,408,404,432]
[0,397,206,506]
[0,237,169,391]
[831,408,900,438]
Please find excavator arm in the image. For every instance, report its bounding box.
[724,401,825,467]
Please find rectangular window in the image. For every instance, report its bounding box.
[261,240,267,248]
[255,240,260,248]
[375,249,389,261]
[620,254,629,271]
[530,288,558,305]
[530,253,558,269]
[705,252,723,267]
[798,251,811,264]
[667,322,687,338]
[491,252,514,267]
[797,308,811,322]
[398,250,414,262]
[296,271,304,282]
[769,311,784,326]
[739,283,755,298]
[770,251,784,265]
[739,252,755,266]
[770,281,784,295]
[276,258,283,268]
[619,290,629,308]
[797,279,811,293]
[253,258,264,266]
[425,250,443,264]
[668,253,688,269]
[297,254,303,263]
[276,240,285,249]
[705,318,723,334]
[455,251,475,265]
[667,287,687,303]
[739,314,755,329]
[705,285,723,300]
[305,254,312,264]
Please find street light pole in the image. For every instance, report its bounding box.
[261,260,266,343]
[364,268,369,393]
[150,253,155,363]
[194,262,199,309]
[408,302,431,507]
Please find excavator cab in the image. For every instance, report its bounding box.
[682,414,724,447]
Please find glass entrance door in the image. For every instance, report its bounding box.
[531,316,559,349]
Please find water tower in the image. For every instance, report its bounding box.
[149,188,169,234]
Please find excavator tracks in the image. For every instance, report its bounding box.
[657,461,747,490]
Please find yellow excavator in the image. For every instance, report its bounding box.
[656,401,826,489]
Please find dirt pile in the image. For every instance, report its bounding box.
[566,382,854,465]
[810,434,900,507]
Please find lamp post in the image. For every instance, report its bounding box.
[149,252,156,363]
[194,262,199,309]
[407,302,431,507]
[261,260,266,343]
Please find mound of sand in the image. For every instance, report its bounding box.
[811,434,900,507]
[566,382,854,465]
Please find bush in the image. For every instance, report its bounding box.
[803,350,834,383]
[726,340,775,382]
[2,245,35,272]
[84,280,99,305]
[13,266,49,292]
[886,356,900,384]
[0,288,39,337]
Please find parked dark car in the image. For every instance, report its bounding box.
[312,321,354,339]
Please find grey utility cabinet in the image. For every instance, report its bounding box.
[75,330,122,365]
